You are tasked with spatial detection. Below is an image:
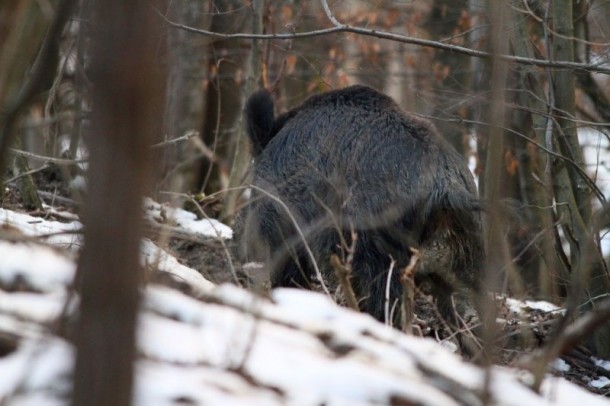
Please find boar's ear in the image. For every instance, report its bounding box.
[245,89,275,157]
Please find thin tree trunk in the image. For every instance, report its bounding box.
[71,0,164,404]
[161,0,210,194]
[222,0,265,221]
[552,0,590,222]
[509,0,562,300]
[199,0,249,195]
[549,0,610,358]
[480,0,511,374]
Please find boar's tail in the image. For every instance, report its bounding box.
[245,89,275,157]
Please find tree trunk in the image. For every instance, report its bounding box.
[550,0,610,358]
[221,0,265,221]
[198,0,250,196]
[161,0,211,194]
[508,0,563,300]
[71,0,164,404]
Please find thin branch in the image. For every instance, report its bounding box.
[320,0,342,27]
[150,130,199,149]
[9,148,87,165]
[427,116,607,205]
[400,248,420,334]
[330,254,360,311]
[161,191,239,285]
[156,8,610,74]
[248,184,331,297]
[384,257,397,326]
[3,163,51,186]
[512,0,610,48]
[557,300,610,353]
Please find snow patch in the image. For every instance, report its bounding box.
[593,357,610,371]
[0,208,82,252]
[552,358,571,373]
[0,337,73,401]
[140,239,214,294]
[505,297,564,315]
[143,197,233,239]
[0,240,76,292]
[1,205,608,405]
[589,376,610,389]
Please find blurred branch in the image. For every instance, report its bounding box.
[555,298,610,355]
[400,248,419,334]
[3,163,51,185]
[156,8,610,74]
[249,184,331,297]
[9,148,87,165]
[150,130,199,149]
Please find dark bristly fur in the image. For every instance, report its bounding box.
[238,85,484,328]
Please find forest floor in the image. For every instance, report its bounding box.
[169,228,610,398]
[154,197,610,398]
[1,168,609,403]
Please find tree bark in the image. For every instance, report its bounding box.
[549,0,610,358]
[71,0,164,404]
[161,0,211,194]
[479,3,511,386]
[198,0,250,195]
[508,0,563,300]
[221,0,265,221]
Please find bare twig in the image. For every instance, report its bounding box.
[191,135,223,164]
[38,190,80,208]
[9,148,87,165]
[150,130,199,149]
[525,298,610,391]
[249,185,331,297]
[161,191,240,285]
[320,0,342,27]
[3,163,51,186]
[384,257,397,326]
[400,248,420,334]
[330,253,359,311]
[555,298,610,355]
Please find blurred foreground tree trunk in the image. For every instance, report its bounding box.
[71,0,165,404]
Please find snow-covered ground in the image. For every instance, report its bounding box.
[0,202,609,405]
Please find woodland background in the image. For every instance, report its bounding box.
[2,0,610,404]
